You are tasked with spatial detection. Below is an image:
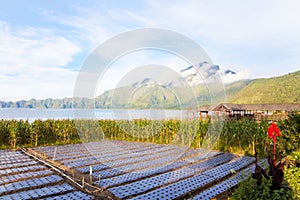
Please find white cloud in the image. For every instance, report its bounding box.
[144,0,300,42]
[0,21,81,101]
[95,49,190,96]
[0,21,81,68]
[0,67,77,101]
[150,0,300,78]
[52,0,300,80]
[220,67,250,84]
[2,0,300,101]
[44,6,126,49]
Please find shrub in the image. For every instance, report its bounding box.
[284,165,300,199]
[277,112,300,156]
[230,168,297,200]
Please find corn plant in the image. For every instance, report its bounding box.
[0,120,10,148]
[0,112,299,154]
[8,120,19,148]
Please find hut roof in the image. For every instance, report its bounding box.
[238,104,300,111]
[201,103,300,112]
[210,103,243,111]
[199,105,213,112]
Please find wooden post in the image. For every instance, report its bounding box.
[53,147,57,160]
[89,165,92,184]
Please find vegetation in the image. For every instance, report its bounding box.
[231,70,300,104]
[0,119,207,149]
[0,113,298,158]
[277,112,300,156]
[230,166,299,200]
[284,162,300,199]
[229,112,300,200]
[1,113,299,198]
[1,112,299,200]
[0,119,78,149]
[230,150,300,200]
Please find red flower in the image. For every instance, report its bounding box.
[268,122,281,142]
[267,122,282,162]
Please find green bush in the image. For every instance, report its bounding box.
[217,112,300,157]
[230,173,294,200]
[284,165,300,199]
[277,112,300,156]
[230,164,300,200]
[218,118,269,156]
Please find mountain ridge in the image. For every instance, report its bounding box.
[1,70,299,109]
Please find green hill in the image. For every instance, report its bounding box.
[225,79,252,100]
[229,70,300,104]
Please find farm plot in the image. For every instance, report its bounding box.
[0,149,93,200]
[32,141,266,200]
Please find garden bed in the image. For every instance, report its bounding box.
[0,149,93,199]
[27,140,266,199]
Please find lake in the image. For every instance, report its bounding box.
[0,108,198,122]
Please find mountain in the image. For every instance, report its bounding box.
[229,70,300,104]
[95,78,199,109]
[0,97,94,109]
[1,70,299,109]
[225,79,252,99]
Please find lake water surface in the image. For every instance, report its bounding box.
[0,109,197,122]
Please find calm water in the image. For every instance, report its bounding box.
[0,109,197,122]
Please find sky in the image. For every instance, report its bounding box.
[0,0,300,101]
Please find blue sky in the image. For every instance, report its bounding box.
[1,0,300,101]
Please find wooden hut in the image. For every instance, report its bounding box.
[200,103,300,121]
[199,105,213,119]
[212,104,244,118]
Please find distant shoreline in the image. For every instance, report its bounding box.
[0,108,194,122]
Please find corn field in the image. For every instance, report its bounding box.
[0,112,299,157]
